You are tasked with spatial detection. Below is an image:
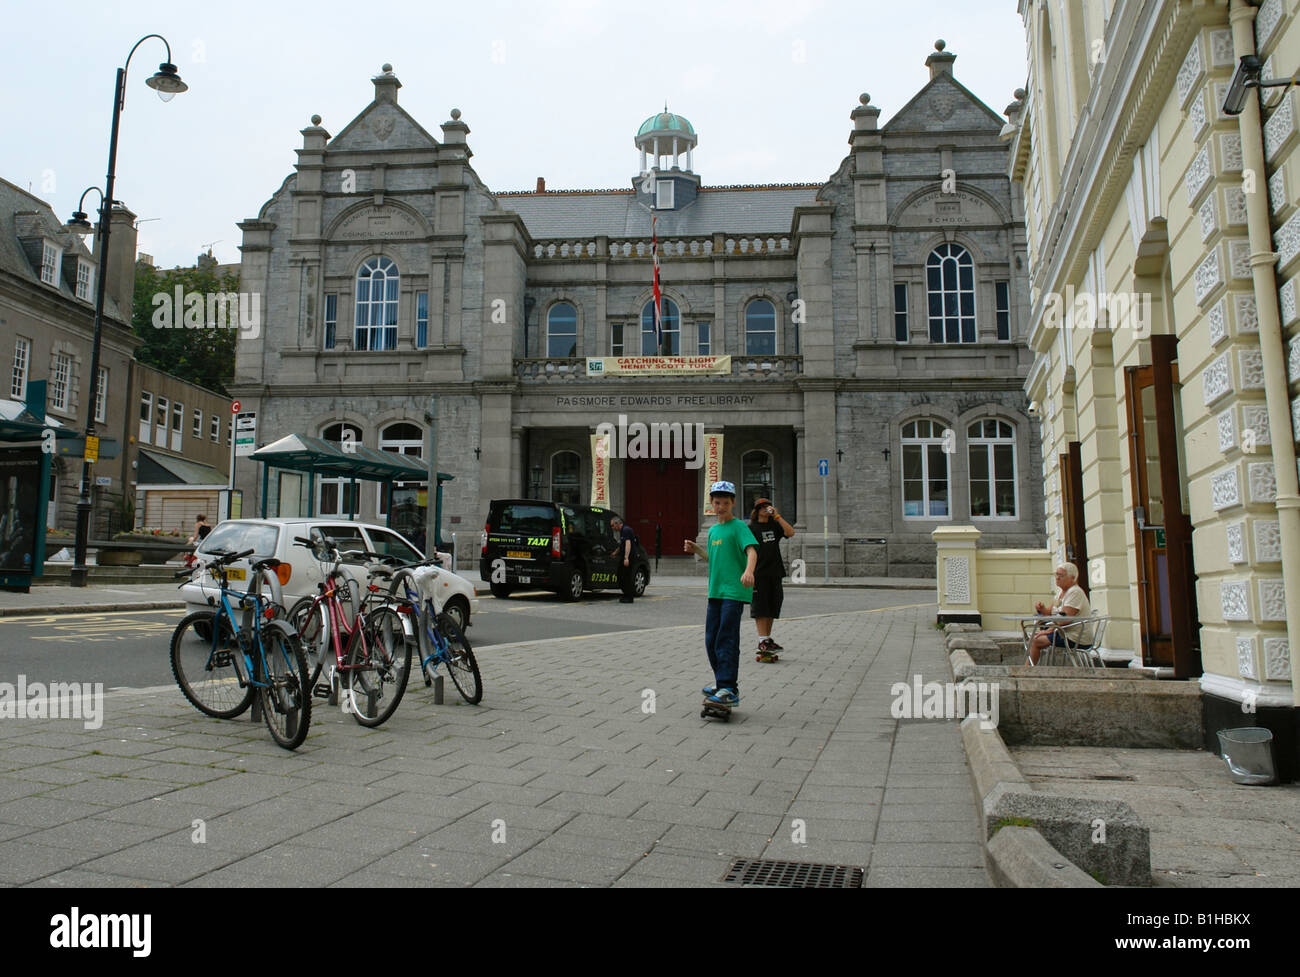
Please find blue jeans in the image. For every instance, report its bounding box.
[705,598,744,692]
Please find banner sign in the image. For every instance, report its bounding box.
[586,356,730,376]
[590,432,611,507]
[702,433,724,514]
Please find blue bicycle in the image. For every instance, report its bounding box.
[169,548,312,749]
[381,562,482,704]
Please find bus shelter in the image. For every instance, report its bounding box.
[250,434,454,547]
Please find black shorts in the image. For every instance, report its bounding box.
[750,577,784,618]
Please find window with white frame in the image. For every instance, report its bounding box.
[894,282,909,342]
[95,367,108,423]
[547,302,578,358]
[655,180,674,209]
[51,353,71,411]
[551,451,581,505]
[995,281,1011,342]
[610,323,625,356]
[319,422,362,516]
[416,292,428,348]
[968,419,1017,518]
[354,257,398,351]
[76,260,93,301]
[744,299,776,355]
[926,244,976,343]
[11,337,30,400]
[41,241,61,286]
[210,413,220,442]
[641,299,679,354]
[171,402,183,451]
[901,419,951,518]
[697,321,711,355]
[377,422,424,520]
[140,391,153,444]
[193,408,202,439]
[323,293,338,349]
[156,395,168,445]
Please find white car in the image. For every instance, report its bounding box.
[181,517,479,632]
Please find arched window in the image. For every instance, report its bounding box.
[926,244,976,343]
[745,299,776,355]
[378,423,426,546]
[355,257,399,351]
[901,419,951,518]
[968,419,1017,518]
[319,422,362,517]
[641,298,679,354]
[547,303,578,358]
[742,450,774,514]
[551,451,581,505]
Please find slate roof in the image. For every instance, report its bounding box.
[137,447,227,486]
[0,178,129,323]
[496,184,821,239]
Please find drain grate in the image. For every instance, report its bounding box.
[721,858,864,888]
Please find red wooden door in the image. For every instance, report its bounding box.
[623,458,698,558]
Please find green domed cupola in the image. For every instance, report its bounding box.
[635,104,698,175]
[637,111,695,137]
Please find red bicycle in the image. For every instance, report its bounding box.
[286,533,412,727]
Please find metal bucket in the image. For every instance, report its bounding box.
[1216,728,1277,786]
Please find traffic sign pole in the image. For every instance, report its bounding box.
[227,401,239,522]
[818,458,830,582]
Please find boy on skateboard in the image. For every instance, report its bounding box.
[684,481,758,711]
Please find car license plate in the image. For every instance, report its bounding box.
[226,568,246,581]
[516,577,531,584]
[507,550,531,559]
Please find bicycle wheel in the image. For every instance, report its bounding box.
[170,611,254,719]
[344,606,412,728]
[259,623,311,750]
[288,595,330,687]
[437,610,482,705]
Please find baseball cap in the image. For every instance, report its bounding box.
[752,497,772,511]
[709,481,737,497]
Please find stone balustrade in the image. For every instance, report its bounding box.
[529,235,793,260]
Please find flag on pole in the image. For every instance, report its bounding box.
[651,213,663,352]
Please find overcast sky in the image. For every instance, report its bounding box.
[2,0,1028,269]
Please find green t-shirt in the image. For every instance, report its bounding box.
[707,518,758,601]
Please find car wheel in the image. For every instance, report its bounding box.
[563,568,585,601]
[633,566,649,597]
[489,583,513,599]
[443,595,470,632]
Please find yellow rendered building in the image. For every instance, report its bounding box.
[1008,0,1299,776]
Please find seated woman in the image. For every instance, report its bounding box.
[1028,562,1095,665]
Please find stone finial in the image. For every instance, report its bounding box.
[1014,87,1026,100]
[450,108,462,120]
[926,39,956,79]
[935,39,946,51]
[382,63,393,73]
[310,114,322,126]
[859,93,871,105]
[373,64,401,103]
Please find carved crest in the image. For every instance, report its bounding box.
[932,92,956,121]
[374,115,396,141]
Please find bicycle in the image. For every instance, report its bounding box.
[383,560,482,705]
[169,549,312,750]
[286,534,412,727]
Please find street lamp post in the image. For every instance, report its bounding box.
[68,36,186,587]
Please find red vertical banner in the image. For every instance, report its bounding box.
[652,214,663,351]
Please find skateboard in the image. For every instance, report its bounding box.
[701,698,732,722]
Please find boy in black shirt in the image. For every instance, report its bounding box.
[748,498,794,661]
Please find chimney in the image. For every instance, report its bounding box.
[926,39,956,80]
[536,177,546,193]
[94,203,138,324]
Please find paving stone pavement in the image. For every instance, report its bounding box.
[1013,745,1300,888]
[0,599,992,887]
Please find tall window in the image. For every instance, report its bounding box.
[354,257,398,351]
[51,353,71,411]
[902,419,951,518]
[378,422,426,543]
[547,302,578,358]
[894,282,909,342]
[76,260,93,301]
[323,293,338,349]
[192,408,202,438]
[319,422,362,517]
[741,450,774,514]
[551,451,581,505]
[416,292,428,348]
[140,392,153,445]
[610,323,625,356]
[95,367,108,424]
[926,244,976,343]
[641,299,679,354]
[210,414,220,443]
[11,337,29,400]
[156,395,169,445]
[41,242,60,285]
[969,419,1017,517]
[995,280,1011,341]
[655,180,675,209]
[744,299,776,355]
[697,321,711,355]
